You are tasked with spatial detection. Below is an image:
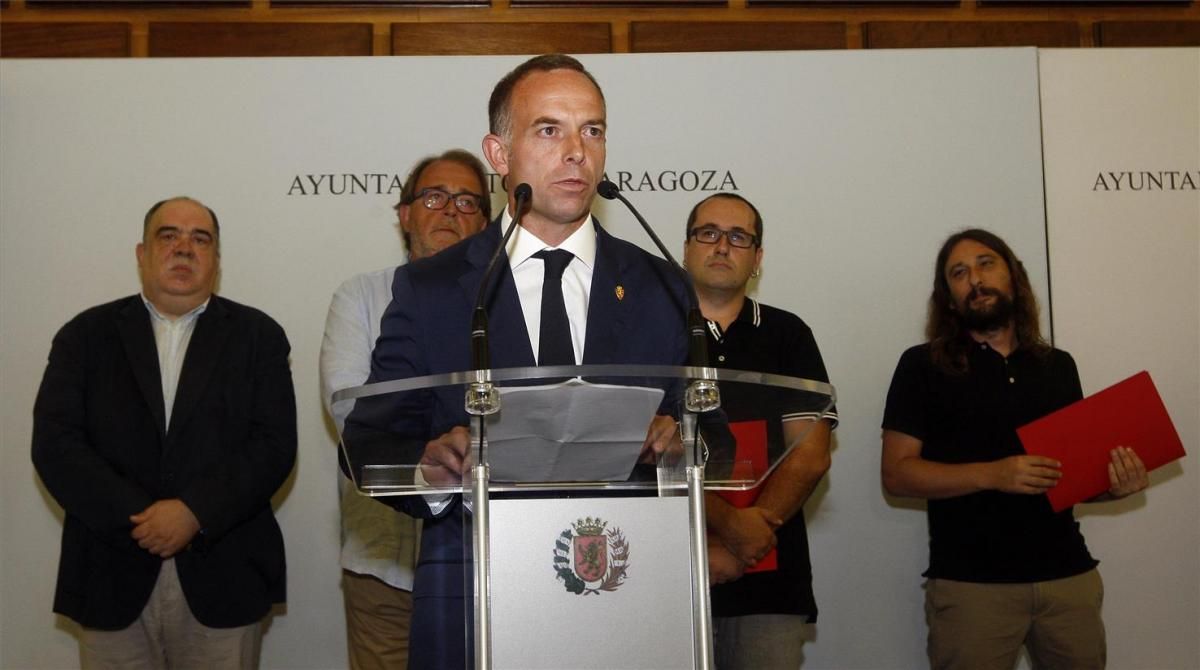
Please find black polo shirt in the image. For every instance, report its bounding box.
[708,298,837,620]
[882,340,1097,583]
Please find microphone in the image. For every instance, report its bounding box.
[466,183,532,416]
[597,180,719,413]
[471,183,532,371]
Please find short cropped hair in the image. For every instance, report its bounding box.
[488,54,605,141]
[684,193,763,246]
[142,197,220,243]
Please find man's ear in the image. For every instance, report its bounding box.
[482,134,510,177]
[397,204,413,233]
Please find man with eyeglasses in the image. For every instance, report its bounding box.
[684,193,837,669]
[320,150,489,670]
[33,196,297,668]
[393,151,491,262]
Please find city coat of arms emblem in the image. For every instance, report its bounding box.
[552,517,629,595]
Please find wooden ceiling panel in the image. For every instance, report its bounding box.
[630,21,846,52]
[1096,21,1200,46]
[512,1,720,7]
[750,1,955,5]
[1,22,131,58]
[979,0,1187,5]
[149,22,373,57]
[272,0,483,6]
[391,22,611,55]
[865,21,1080,48]
[27,1,248,7]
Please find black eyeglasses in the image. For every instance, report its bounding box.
[688,227,758,249]
[413,188,483,215]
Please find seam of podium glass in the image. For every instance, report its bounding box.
[333,364,836,496]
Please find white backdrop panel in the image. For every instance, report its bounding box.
[1041,48,1200,670]
[2,50,1046,669]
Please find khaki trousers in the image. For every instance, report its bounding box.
[342,570,413,670]
[925,568,1105,670]
[80,559,262,670]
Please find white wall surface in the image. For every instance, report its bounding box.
[2,48,1184,669]
[1040,48,1200,670]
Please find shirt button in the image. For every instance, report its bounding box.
[718,355,726,362]
[1009,377,1015,384]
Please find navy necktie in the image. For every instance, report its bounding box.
[533,249,575,366]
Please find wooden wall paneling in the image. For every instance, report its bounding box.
[391,22,612,55]
[511,1,721,7]
[1095,20,1200,46]
[3,0,1199,58]
[26,1,249,7]
[272,0,484,6]
[0,21,131,57]
[749,1,956,5]
[978,0,1189,5]
[148,22,373,56]
[864,20,1080,48]
[630,21,846,52]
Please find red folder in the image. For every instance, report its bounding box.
[717,420,777,573]
[1017,370,1186,512]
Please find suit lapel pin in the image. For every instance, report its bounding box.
[615,285,625,301]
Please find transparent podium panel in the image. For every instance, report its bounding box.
[332,365,835,669]
[697,370,839,492]
[334,365,835,496]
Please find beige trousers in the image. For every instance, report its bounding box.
[925,568,1106,670]
[80,559,262,670]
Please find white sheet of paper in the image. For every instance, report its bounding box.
[484,379,665,482]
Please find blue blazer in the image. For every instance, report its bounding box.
[360,218,689,668]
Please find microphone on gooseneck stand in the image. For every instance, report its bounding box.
[465,183,533,416]
[596,180,719,413]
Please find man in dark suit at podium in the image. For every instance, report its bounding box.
[32,196,297,668]
[358,54,689,668]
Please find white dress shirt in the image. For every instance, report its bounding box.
[142,295,207,429]
[502,209,596,364]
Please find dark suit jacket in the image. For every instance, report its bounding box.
[355,218,689,668]
[32,295,297,630]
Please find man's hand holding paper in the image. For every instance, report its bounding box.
[420,426,471,487]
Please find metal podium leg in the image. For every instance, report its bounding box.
[680,410,715,670]
[687,464,715,670]
[472,463,491,670]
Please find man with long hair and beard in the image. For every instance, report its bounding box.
[881,228,1149,670]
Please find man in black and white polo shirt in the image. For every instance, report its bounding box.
[683,193,838,669]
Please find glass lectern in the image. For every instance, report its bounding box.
[334,364,835,670]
